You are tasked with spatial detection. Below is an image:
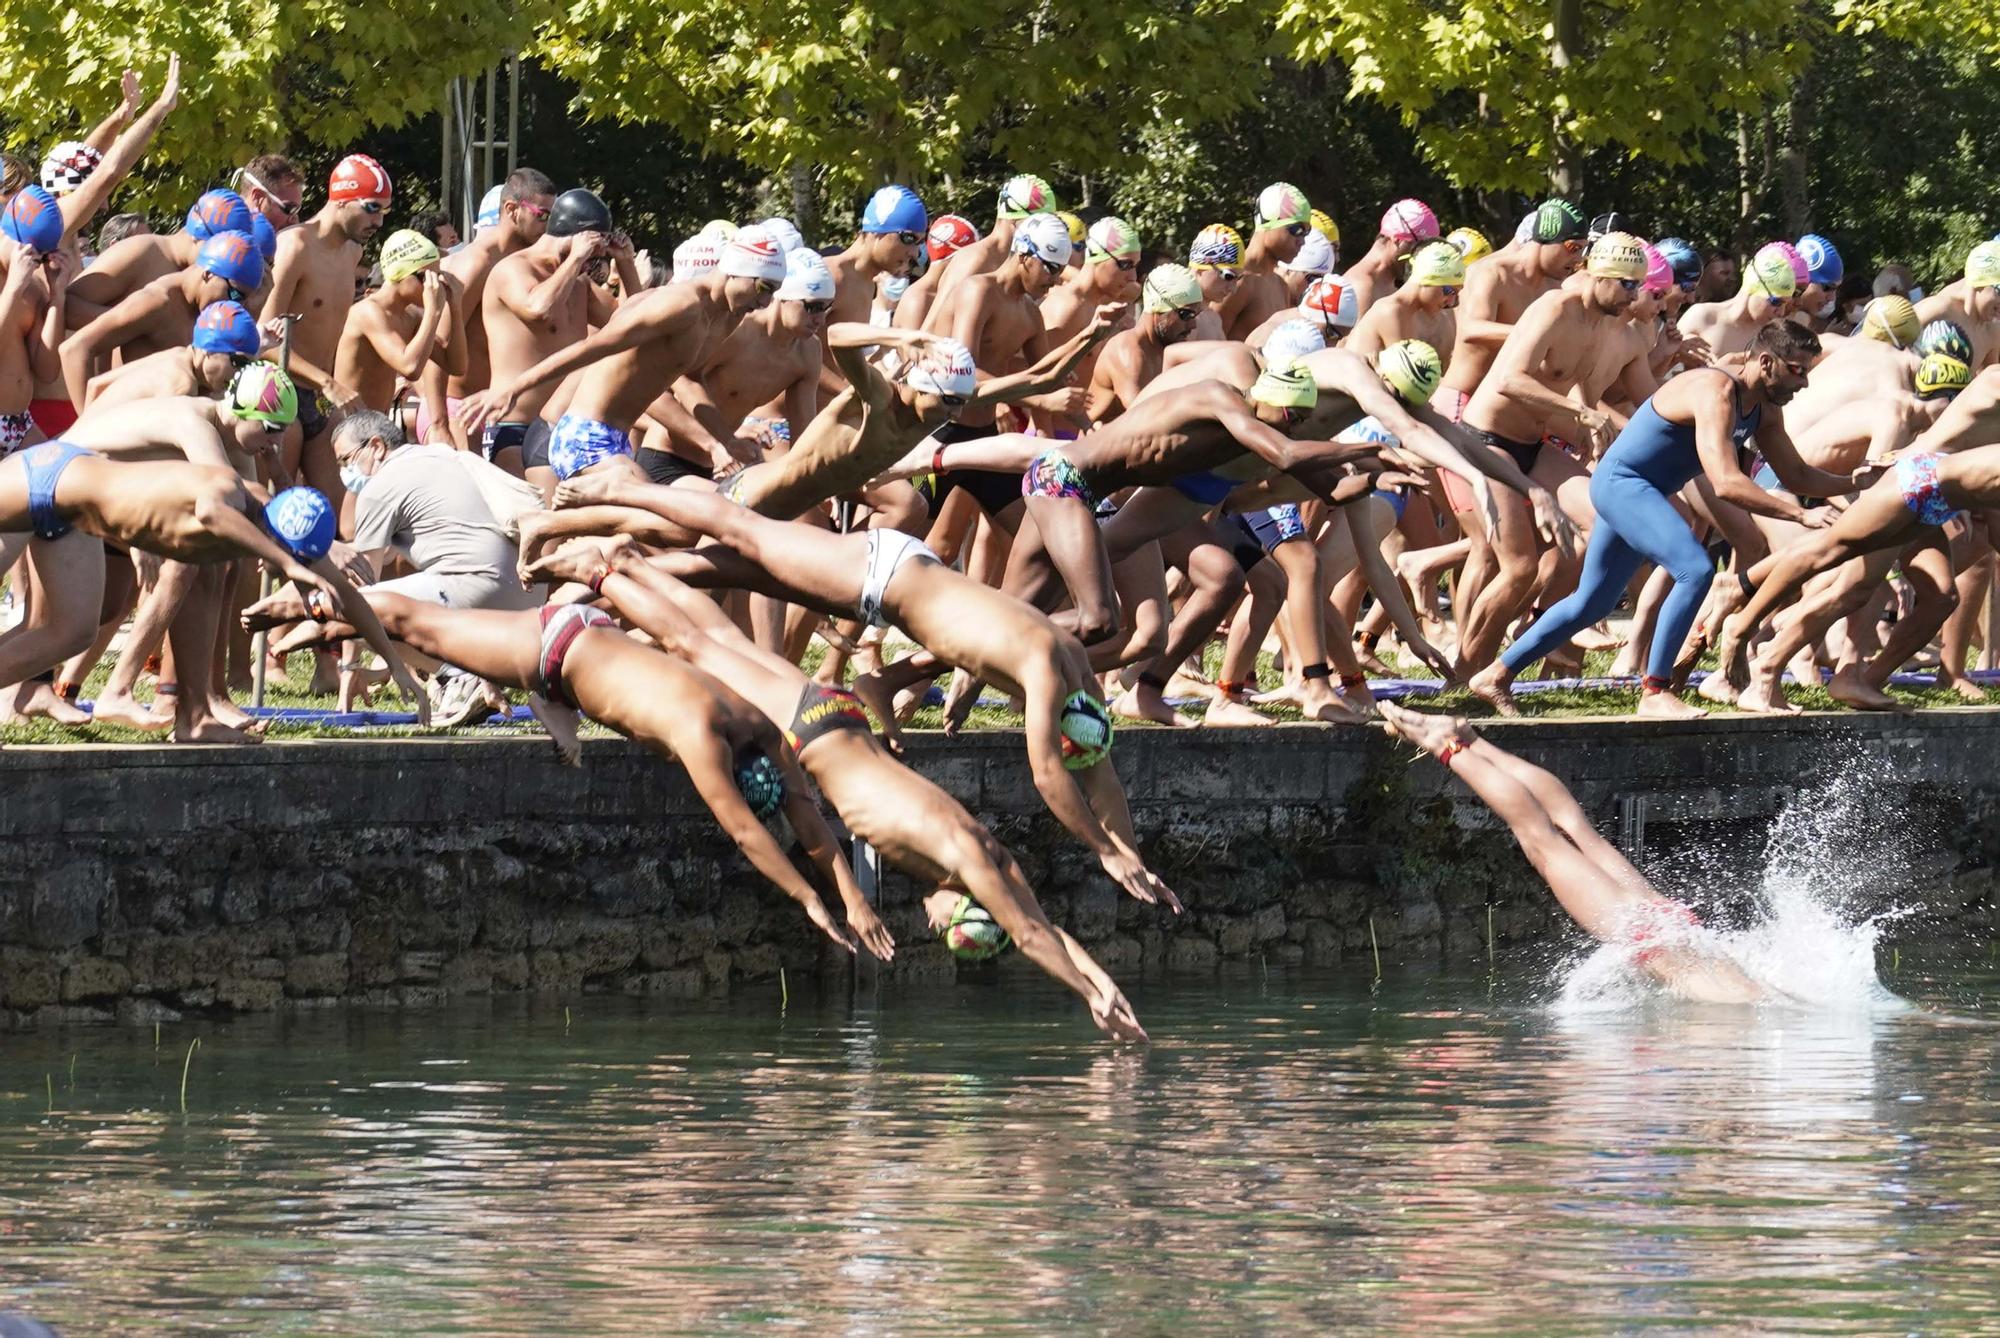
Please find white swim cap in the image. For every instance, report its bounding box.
[672,235,721,283]
[775,247,836,302]
[760,216,805,255]
[1280,230,1335,276]
[1263,318,1328,367]
[904,337,977,397]
[1013,213,1073,267]
[720,225,788,282]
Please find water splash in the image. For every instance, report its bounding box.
[1556,765,1923,1015]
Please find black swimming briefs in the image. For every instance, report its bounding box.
[1473,427,1541,475]
[786,681,873,751]
[639,446,714,487]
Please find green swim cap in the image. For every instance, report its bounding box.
[1255,181,1311,232]
[1086,215,1141,262]
[1378,339,1444,404]
[997,174,1056,220]
[228,361,299,427]
[1142,262,1203,314]
[1743,247,1797,301]
[1410,240,1467,287]
[1916,353,1973,400]
[1966,240,2000,289]
[1250,362,1318,411]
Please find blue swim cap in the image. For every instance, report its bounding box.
[735,750,786,819]
[185,189,252,242]
[860,185,927,236]
[250,213,278,263]
[1798,233,1843,286]
[196,230,264,291]
[264,486,336,562]
[192,301,260,356]
[1652,236,1702,291]
[2,185,64,254]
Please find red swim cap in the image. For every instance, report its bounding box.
[328,154,392,204]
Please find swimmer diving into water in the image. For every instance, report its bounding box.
[1378,702,1768,1003]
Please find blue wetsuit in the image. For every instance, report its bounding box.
[1501,373,1761,687]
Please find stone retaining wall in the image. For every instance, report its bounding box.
[3,711,1996,1026]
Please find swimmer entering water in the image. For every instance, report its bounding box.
[1378,703,1767,1004]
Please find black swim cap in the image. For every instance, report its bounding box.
[1531,199,1586,245]
[1588,211,1632,243]
[547,188,613,238]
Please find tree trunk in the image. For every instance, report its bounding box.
[1548,0,1584,196]
[790,162,816,242]
[1777,59,1814,234]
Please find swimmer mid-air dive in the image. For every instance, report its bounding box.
[1378,703,1770,1004]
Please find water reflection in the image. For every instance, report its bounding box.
[2,962,1997,1334]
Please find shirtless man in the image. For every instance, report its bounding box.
[1436,200,1586,423]
[1344,240,1465,362]
[892,213,979,332]
[66,188,252,318]
[1084,264,1203,422]
[1718,349,1971,712]
[234,153,305,234]
[931,173,1054,303]
[1035,215,1142,422]
[1679,245,1797,359]
[459,187,619,474]
[1218,183,1311,339]
[1914,241,2000,370]
[642,247,829,486]
[59,230,260,409]
[1710,365,2000,695]
[1382,703,1766,1003]
[1470,321,1848,719]
[260,153,394,498]
[1453,233,1649,678]
[460,223,780,482]
[439,167,555,447]
[819,186,925,394]
[83,300,256,410]
[1343,198,1442,318]
[0,209,73,453]
[530,479,1179,914]
[333,229,465,424]
[529,535,1148,1040]
[1791,234,1846,333]
[1186,225,1246,342]
[252,588,868,960]
[1,60,176,265]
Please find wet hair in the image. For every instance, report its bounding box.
[333,409,403,454]
[1752,318,1821,363]
[241,153,301,189]
[502,167,556,203]
[97,212,151,251]
[409,210,455,246]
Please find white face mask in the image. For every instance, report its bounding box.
[340,463,370,494]
[1908,286,1926,303]
[1815,294,1837,319]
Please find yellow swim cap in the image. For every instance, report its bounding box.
[1189,223,1244,269]
[1916,352,1973,399]
[379,229,440,283]
[700,219,738,241]
[1859,295,1920,348]
[1250,362,1318,410]
[1378,339,1444,404]
[1742,248,1797,301]
[1446,226,1492,264]
[1586,232,1648,282]
[1966,240,2000,289]
[1410,240,1467,287]
[1311,208,1340,247]
[1142,262,1203,314]
[1056,211,1087,245]
[1255,182,1311,232]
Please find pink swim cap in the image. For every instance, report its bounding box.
[1641,243,1672,296]
[1379,198,1440,245]
[1769,240,1809,287]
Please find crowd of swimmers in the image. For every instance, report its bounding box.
[3,56,1994,1034]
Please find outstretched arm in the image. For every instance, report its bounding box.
[305,559,430,722]
[59,55,179,243]
[969,305,1125,410]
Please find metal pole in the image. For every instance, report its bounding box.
[506,55,520,176]
[482,67,496,199]
[440,80,453,230]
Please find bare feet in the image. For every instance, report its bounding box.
[207,695,267,734]
[1637,687,1707,719]
[520,531,613,590]
[1695,667,1740,705]
[1197,695,1272,727]
[1708,615,1753,697]
[1465,663,1520,717]
[5,681,90,727]
[1932,670,1989,704]
[1110,680,1197,728]
[1378,700,1476,756]
[552,471,624,509]
[1298,679,1366,724]
[173,712,261,745]
[513,510,564,584]
[848,671,908,755]
[527,693,583,766]
[1734,675,1796,715]
[88,688,173,733]
[1826,664,1907,711]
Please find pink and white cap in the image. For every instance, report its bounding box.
[1379,198,1441,245]
[904,337,977,398]
[1641,243,1672,296]
[775,247,836,302]
[672,235,721,283]
[1767,240,1810,287]
[720,225,788,282]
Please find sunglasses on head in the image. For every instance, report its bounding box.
[242,171,300,219]
[357,201,387,215]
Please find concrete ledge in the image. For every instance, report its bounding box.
[2,710,1994,1025]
